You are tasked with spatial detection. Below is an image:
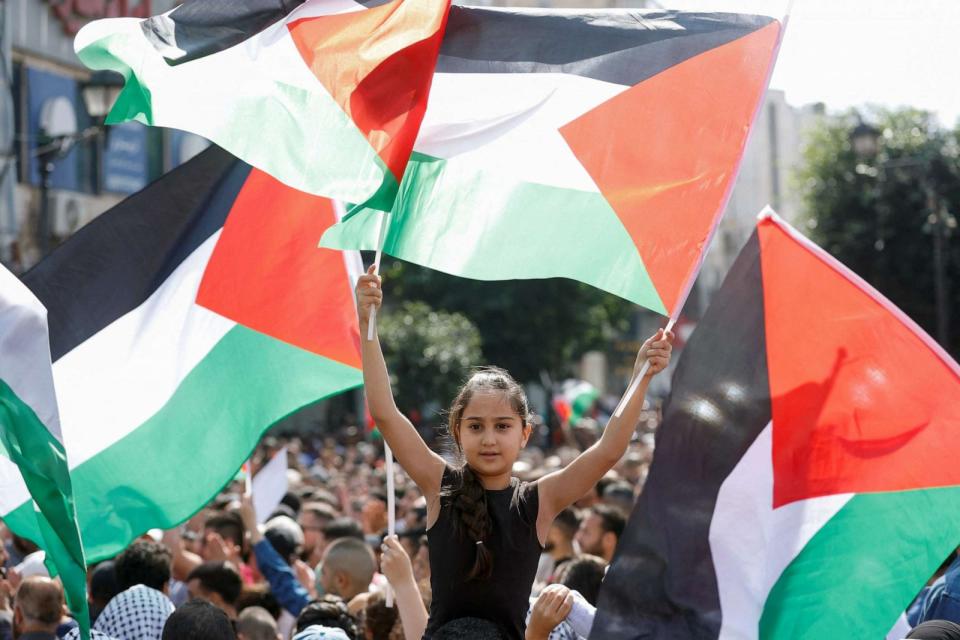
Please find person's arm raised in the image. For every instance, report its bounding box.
[357,266,446,501]
[536,330,673,533]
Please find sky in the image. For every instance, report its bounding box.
[662,0,960,127]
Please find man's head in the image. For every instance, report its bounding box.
[601,481,636,514]
[294,595,359,638]
[575,504,626,563]
[545,507,580,557]
[318,538,376,601]
[556,554,607,606]
[187,561,243,617]
[236,606,280,640]
[299,502,338,561]
[203,512,246,562]
[264,516,304,565]
[360,492,388,536]
[162,598,236,640]
[114,539,172,592]
[89,560,121,624]
[13,576,63,635]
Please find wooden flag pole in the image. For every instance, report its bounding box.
[367,211,391,341]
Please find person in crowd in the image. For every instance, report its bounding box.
[361,493,389,542]
[534,508,580,591]
[914,553,960,626]
[236,606,281,640]
[600,481,635,515]
[361,591,400,640]
[11,576,62,640]
[186,561,243,620]
[88,561,120,625]
[357,267,672,639]
[906,620,960,639]
[94,540,175,640]
[161,599,235,640]
[554,556,606,607]
[294,596,359,639]
[574,505,625,564]
[525,583,595,640]
[300,503,340,567]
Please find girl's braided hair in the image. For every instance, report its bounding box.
[443,366,530,581]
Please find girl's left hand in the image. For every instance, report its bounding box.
[634,329,674,379]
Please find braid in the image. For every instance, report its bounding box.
[452,465,493,581]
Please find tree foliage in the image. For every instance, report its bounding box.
[378,300,482,416]
[380,259,634,383]
[796,107,960,355]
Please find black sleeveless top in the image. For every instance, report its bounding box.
[424,466,543,639]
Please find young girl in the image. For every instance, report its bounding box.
[357,267,672,639]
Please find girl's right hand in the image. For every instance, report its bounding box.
[356,265,383,325]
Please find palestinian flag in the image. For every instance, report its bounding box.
[592,211,960,639]
[0,266,90,637]
[75,0,450,209]
[321,7,782,316]
[552,380,599,427]
[6,146,363,562]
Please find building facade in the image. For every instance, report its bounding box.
[2,0,207,272]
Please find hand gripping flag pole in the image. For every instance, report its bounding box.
[367,211,391,341]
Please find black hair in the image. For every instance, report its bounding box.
[322,517,365,542]
[552,507,581,539]
[204,512,246,548]
[114,539,172,591]
[556,554,607,606]
[187,561,243,606]
[295,595,360,639]
[444,366,530,581]
[235,584,282,620]
[591,504,626,539]
[161,599,235,640]
[433,617,505,640]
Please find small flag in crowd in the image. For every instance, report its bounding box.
[322,7,782,316]
[12,145,364,563]
[0,265,90,637]
[74,0,450,209]
[552,380,599,427]
[253,447,289,524]
[592,211,960,639]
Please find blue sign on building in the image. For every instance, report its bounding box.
[26,67,84,191]
[103,122,149,194]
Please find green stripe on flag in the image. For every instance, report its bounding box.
[324,153,667,313]
[0,380,90,635]
[8,325,361,563]
[760,486,960,639]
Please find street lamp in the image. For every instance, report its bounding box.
[851,117,953,348]
[34,71,123,256]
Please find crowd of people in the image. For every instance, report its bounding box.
[0,423,655,640]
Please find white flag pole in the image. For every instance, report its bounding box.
[367,211,391,341]
[385,441,396,607]
[612,318,676,418]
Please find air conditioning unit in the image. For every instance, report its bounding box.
[49,191,89,238]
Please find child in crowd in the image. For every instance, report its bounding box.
[357,267,672,639]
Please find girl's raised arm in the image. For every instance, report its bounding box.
[357,267,446,501]
[536,330,673,531]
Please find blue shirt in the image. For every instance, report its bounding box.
[916,556,960,625]
[254,538,311,616]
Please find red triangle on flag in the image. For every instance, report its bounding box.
[760,216,960,508]
[560,22,780,315]
[196,169,362,370]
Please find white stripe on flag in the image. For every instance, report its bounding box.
[709,423,852,640]
[54,232,234,468]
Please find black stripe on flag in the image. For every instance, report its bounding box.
[141,0,307,65]
[591,231,772,640]
[437,8,775,88]
[23,146,250,361]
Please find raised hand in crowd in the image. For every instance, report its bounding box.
[526,584,574,640]
[380,535,428,640]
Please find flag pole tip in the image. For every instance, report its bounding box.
[757,205,780,223]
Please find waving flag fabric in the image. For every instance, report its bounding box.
[0,266,90,637]
[75,0,450,209]
[322,7,782,315]
[5,146,363,563]
[592,211,960,639]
